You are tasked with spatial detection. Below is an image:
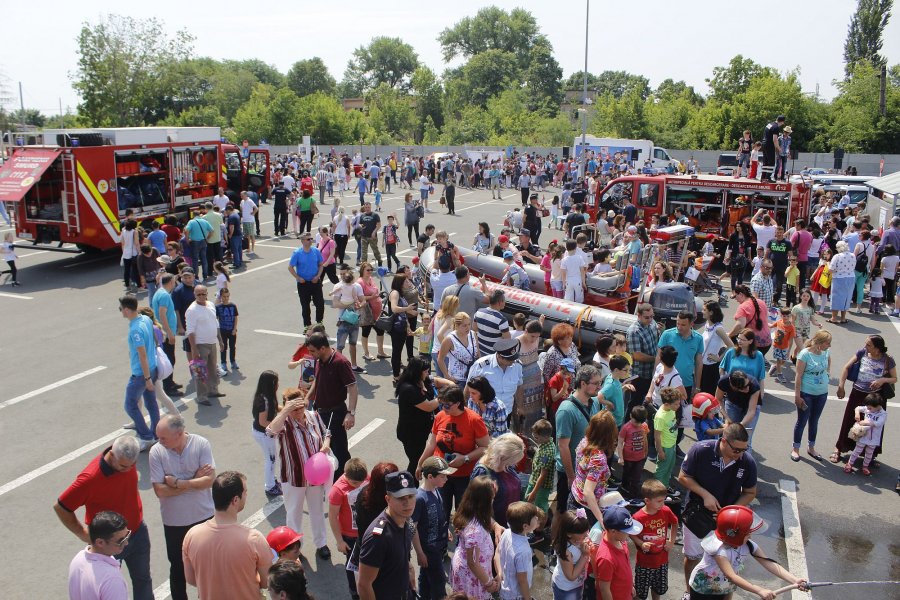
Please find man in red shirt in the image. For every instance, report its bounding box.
[162,216,182,245]
[595,506,642,600]
[54,436,154,600]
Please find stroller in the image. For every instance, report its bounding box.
[685,256,727,305]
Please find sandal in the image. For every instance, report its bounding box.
[871,460,881,468]
[376,352,389,359]
[826,319,839,324]
[841,320,849,323]
[829,452,840,463]
[862,467,872,476]
[844,464,853,473]
[807,450,823,461]
[362,353,373,361]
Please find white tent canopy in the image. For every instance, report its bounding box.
[466,150,504,163]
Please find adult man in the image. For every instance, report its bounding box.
[622,195,637,226]
[239,191,258,253]
[518,170,531,207]
[356,173,368,205]
[678,424,757,594]
[522,195,541,245]
[473,289,511,356]
[790,219,813,288]
[417,224,435,257]
[282,171,296,192]
[185,285,224,405]
[182,471,271,600]
[419,172,431,205]
[120,295,160,450]
[357,471,418,600]
[564,203,587,238]
[150,415,216,600]
[759,116,785,182]
[440,266,489,321]
[750,259,775,308]
[201,202,223,269]
[245,187,261,235]
[466,338,523,421]
[878,216,900,256]
[656,310,703,449]
[626,303,661,413]
[185,211,214,280]
[288,232,325,332]
[225,203,244,268]
[430,255,456,305]
[55,436,153,599]
[553,365,603,533]
[751,208,777,254]
[765,226,793,305]
[358,203,383,266]
[368,161,380,193]
[212,187,229,213]
[152,273,183,397]
[489,163,502,199]
[68,511,130,600]
[171,267,197,365]
[272,181,290,236]
[516,229,542,265]
[305,332,359,479]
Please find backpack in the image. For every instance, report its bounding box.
[855,242,870,273]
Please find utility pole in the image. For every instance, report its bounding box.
[18,82,25,132]
[579,0,589,180]
[59,98,64,128]
[879,64,887,117]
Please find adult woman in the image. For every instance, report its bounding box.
[404,192,421,247]
[717,369,762,450]
[832,335,897,464]
[611,214,626,240]
[396,357,452,472]
[470,433,525,526]
[349,462,399,573]
[596,215,613,246]
[729,284,771,359]
[517,319,546,432]
[388,274,418,381]
[332,206,351,264]
[727,222,752,292]
[641,260,674,302]
[416,385,490,517]
[467,375,508,439]
[162,241,185,276]
[350,208,362,263]
[569,411,617,526]
[450,476,501,599]
[357,263,388,361]
[317,227,338,284]
[828,240,857,323]
[852,230,876,313]
[719,328,767,393]
[398,265,420,360]
[266,388,332,558]
[437,312,479,384]
[252,370,282,496]
[432,295,459,372]
[700,300,734,395]
[433,230,462,269]
[267,559,317,600]
[121,218,140,290]
[473,222,495,254]
[542,324,580,386]
[792,330,832,462]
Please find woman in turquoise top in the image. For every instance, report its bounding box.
[792,330,832,462]
[719,328,766,397]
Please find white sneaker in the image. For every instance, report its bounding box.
[123,422,135,430]
[138,438,156,452]
[216,365,227,377]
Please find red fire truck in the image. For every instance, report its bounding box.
[587,173,813,250]
[0,127,269,252]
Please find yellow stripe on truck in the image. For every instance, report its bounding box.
[76,161,120,233]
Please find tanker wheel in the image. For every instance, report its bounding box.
[75,243,103,254]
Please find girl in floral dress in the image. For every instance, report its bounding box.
[450,476,501,599]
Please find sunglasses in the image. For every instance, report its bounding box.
[109,529,131,547]
[724,439,748,454]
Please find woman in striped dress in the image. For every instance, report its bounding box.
[517,319,546,432]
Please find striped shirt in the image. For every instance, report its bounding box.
[473,308,509,357]
[268,410,327,487]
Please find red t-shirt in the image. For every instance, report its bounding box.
[328,474,369,537]
[632,506,678,568]
[618,421,650,462]
[430,409,489,478]
[594,535,633,600]
[546,373,570,414]
[58,447,143,531]
[311,350,356,411]
[162,224,182,244]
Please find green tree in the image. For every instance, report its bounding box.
[655,79,704,104]
[844,0,893,74]
[422,115,441,144]
[827,63,900,152]
[202,65,261,123]
[365,83,414,142]
[266,87,304,144]
[593,71,651,100]
[295,93,349,144]
[410,66,444,134]
[589,87,649,139]
[438,7,547,70]
[226,59,284,88]
[232,83,275,144]
[563,71,601,91]
[706,55,776,102]
[286,58,336,98]
[159,105,227,128]
[342,37,419,93]
[7,108,46,128]
[72,14,194,126]
[524,44,563,115]
[445,50,519,108]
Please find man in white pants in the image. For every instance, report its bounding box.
[560,239,587,303]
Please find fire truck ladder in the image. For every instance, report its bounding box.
[61,152,80,234]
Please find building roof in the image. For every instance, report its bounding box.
[866,171,900,196]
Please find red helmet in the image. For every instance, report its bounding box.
[692,393,721,420]
[715,505,767,546]
[266,526,302,553]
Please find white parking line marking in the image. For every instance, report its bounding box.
[0,366,107,410]
[152,417,384,600]
[254,329,397,351]
[766,389,900,408]
[0,394,197,498]
[231,257,291,277]
[63,255,116,268]
[16,250,48,258]
[778,480,812,600]
[254,244,297,250]
[0,291,33,300]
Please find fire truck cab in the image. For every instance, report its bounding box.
[0,127,269,253]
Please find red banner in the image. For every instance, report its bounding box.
[0,148,62,202]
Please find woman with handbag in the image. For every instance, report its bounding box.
[388,274,418,383]
[357,263,388,361]
[831,334,897,464]
[437,312,479,385]
[135,307,179,417]
[403,193,420,247]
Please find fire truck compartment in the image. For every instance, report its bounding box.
[22,154,66,223]
[115,150,170,216]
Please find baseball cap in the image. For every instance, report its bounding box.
[422,456,457,476]
[438,254,451,269]
[495,338,520,361]
[498,234,509,243]
[503,250,515,259]
[602,506,643,535]
[519,228,531,237]
[181,267,195,276]
[385,471,417,497]
[559,358,578,373]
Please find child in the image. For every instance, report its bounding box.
[560,239,587,303]
[575,233,591,263]
[215,288,239,373]
[328,458,369,600]
[213,260,230,303]
[289,324,327,390]
[511,313,527,338]
[498,501,544,600]
[266,526,303,562]
[382,215,400,272]
[612,334,633,366]
[412,313,434,359]
[374,188,382,212]
[591,248,615,276]
[616,406,649,504]
[790,289,821,358]
[653,387,680,494]
[413,456,454,600]
[845,393,887,476]
[1,232,20,286]
[550,509,590,599]
[692,394,724,441]
[594,506,643,600]
[689,505,807,598]
[598,355,635,428]
[545,358,576,427]
[501,250,530,290]
[784,256,800,307]
[769,307,796,384]
[549,244,566,298]
[810,246,833,314]
[749,141,762,179]
[631,479,678,600]
[869,267,885,313]
[524,419,556,536]
[549,196,560,230]
[751,246,765,278]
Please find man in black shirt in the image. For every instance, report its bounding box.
[517,229,542,264]
[416,224,435,257]
[761,116,785,182]
[523,194,541,245]
[622,196,637,226]
[271,182,289,236]
[570,182,587,207]
[359,203,382,266]
[565,205,587,239]
[765,225,793,306]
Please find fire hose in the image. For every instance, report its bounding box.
[774,580,900,595]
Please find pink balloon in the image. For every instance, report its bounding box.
[303,452,332,486]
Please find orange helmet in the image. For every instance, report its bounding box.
[715,505,767,546]
[266,526,302,553]
[692,393,721,419]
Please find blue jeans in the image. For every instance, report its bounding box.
[418,545,448,600]
[724,401,761,451]
[190,239,209,278]
[552,581,584,600]
[441,476,470,520]
[125,370,160,441]
[146,281,157,303]
[114,520,153,600]
[420,188,429,201]
[793,392,828,448]
[230,235,243,267]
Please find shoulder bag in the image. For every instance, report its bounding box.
[374,295,395,334]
